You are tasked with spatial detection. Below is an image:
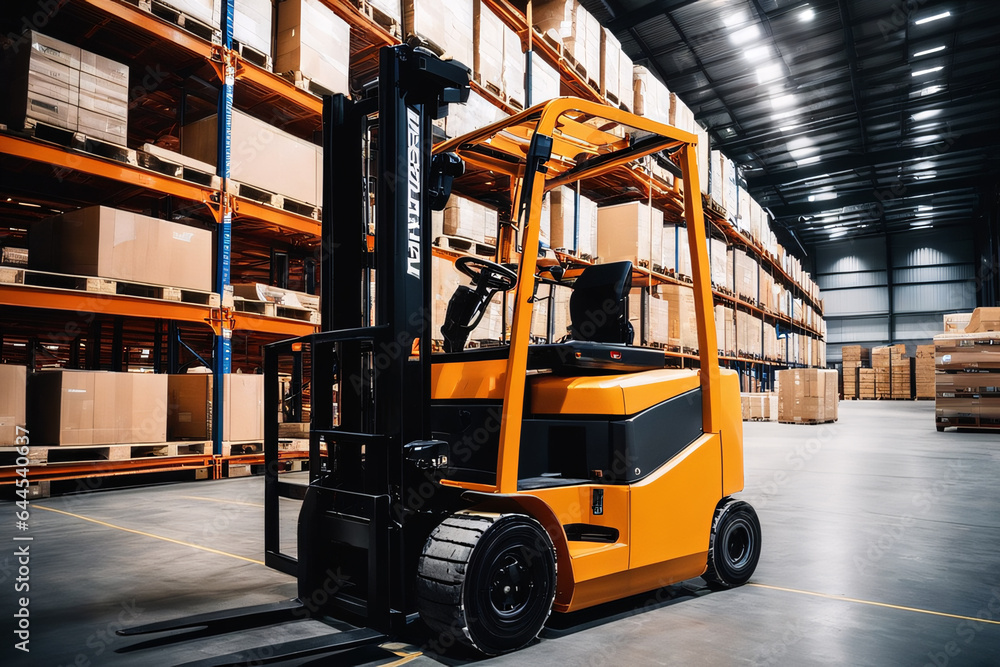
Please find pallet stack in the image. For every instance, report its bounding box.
[915,344,936,399]
[740,392,776,421]
[934,308,1000,431]
[858,368,876,399]
[776,368,839,424]
[872,344,912,399]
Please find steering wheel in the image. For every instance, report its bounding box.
[455,256,518,292]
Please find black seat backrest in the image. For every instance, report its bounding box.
[569,261,634,344]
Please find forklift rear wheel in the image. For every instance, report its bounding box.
[417,511,557,655]
[703,500,761,590]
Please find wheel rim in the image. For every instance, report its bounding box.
[723,517,754,570]
[488,552,533,618]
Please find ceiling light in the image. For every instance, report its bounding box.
[779,125,801,132]
[911,221,933,228]
[914,11,951,25]
[913,171,937,180]
[799,7,815,22]
[918,205,934,212]
[723,13,747,28]
[828,228,849,238]
[772,109,798,121]
[913,161,935,170]
[17,201,41,207]
[771,94,797,109]
[787,137,813,150]
[914,45,946,57]
[809,192,837,202]
[911,134,941,144]
[912,66,943,77]
[756,63,782,84]
[796,155,821,166]
[912,109,941,120]
[744,45,770,62]
[919,85,944,96]
[731,25,761,45]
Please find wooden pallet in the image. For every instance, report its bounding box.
[778,419,837,425]
[147,0,222,44]
[435,234,496,257]
[0,267,221,306]
[702,193,726,217]
[21,119,136,166]
[356,0,402,38]
[233,39,272,71]
[233,297,321,324]
[2,441,212,466]
[231,181,321,220]
[281,70,336,98]
[136,146,221,189]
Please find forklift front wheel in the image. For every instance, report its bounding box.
[417,511,557,655]
[703,499,761,590]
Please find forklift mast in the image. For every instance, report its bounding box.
[263,45,469,633]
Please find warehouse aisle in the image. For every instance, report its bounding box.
[4,401,999,666]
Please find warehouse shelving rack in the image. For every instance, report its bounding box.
[0,0,825,493]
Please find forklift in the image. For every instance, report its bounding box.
[122,44,760,661]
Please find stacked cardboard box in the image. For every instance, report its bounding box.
[731,249,758,302]
[934,330,1000,429]
[599,28,632,110]
[661,223,692,277]
[162,0,220,26]
[628,289,670,346]
[28,371,167,445]
[473,0,524,107]
[872,344,911,399]
[443,194,499,242]
[7,31,129,144]
[915,344,935,399]
[652,283,697,350]
[29,206,213,291]
[183,109,323,205]
[596,201,662,267]
[632,65,670,124]
[167,373,264,442]
[740,392,776,421]
[0,365,27,446]
[275,0,350,95]
[432,254,466,339]
[858,368,876,399]
[234,0,273,60]
[776,368,838,424]
[439,89,509,138]
[551,283,572,340]
[403,0,474,68]
[841,345,870,399]
[549,187,598,256]
[708,237,728,289]
[735,309,761,358]
[526,51,560,106]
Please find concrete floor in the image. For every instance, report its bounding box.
[3,401,1000,666]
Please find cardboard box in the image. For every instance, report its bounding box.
[403,0,474,69]
[28,371,165,445]
[776,368,838,423]
[276,0,351,95]
[596,200,662,266]
[662,223,692,277]
[0,365,27,446]
[29,206,213,291]
[443,195,498,242]
[632,65,669,124]
[549,187,598,254]
[935,333,1000,371]
[966,307,1000,333]
[167,373,264,441]
[526,51,560,106]
[652,283,697,350]
[234,0,273,58]
[161,0,221,28]
[183,109,323,205]
[440,89,508,138]
[78,72,128,120]
[79,50,129,88]
[473,0,523,107]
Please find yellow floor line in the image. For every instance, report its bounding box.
[381,652,423,667]
[34,505,265,565]
[180,495,264,508]
[749,583,1000,626]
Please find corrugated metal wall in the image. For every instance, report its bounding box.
[815,228,976,361]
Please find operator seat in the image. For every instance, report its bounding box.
[569,261,634,345]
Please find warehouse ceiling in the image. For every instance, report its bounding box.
[583,0,1000,252]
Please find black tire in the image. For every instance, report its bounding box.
[416,511,557,655]
[703,500,761,590]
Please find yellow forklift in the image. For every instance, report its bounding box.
[122,45,759,662]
